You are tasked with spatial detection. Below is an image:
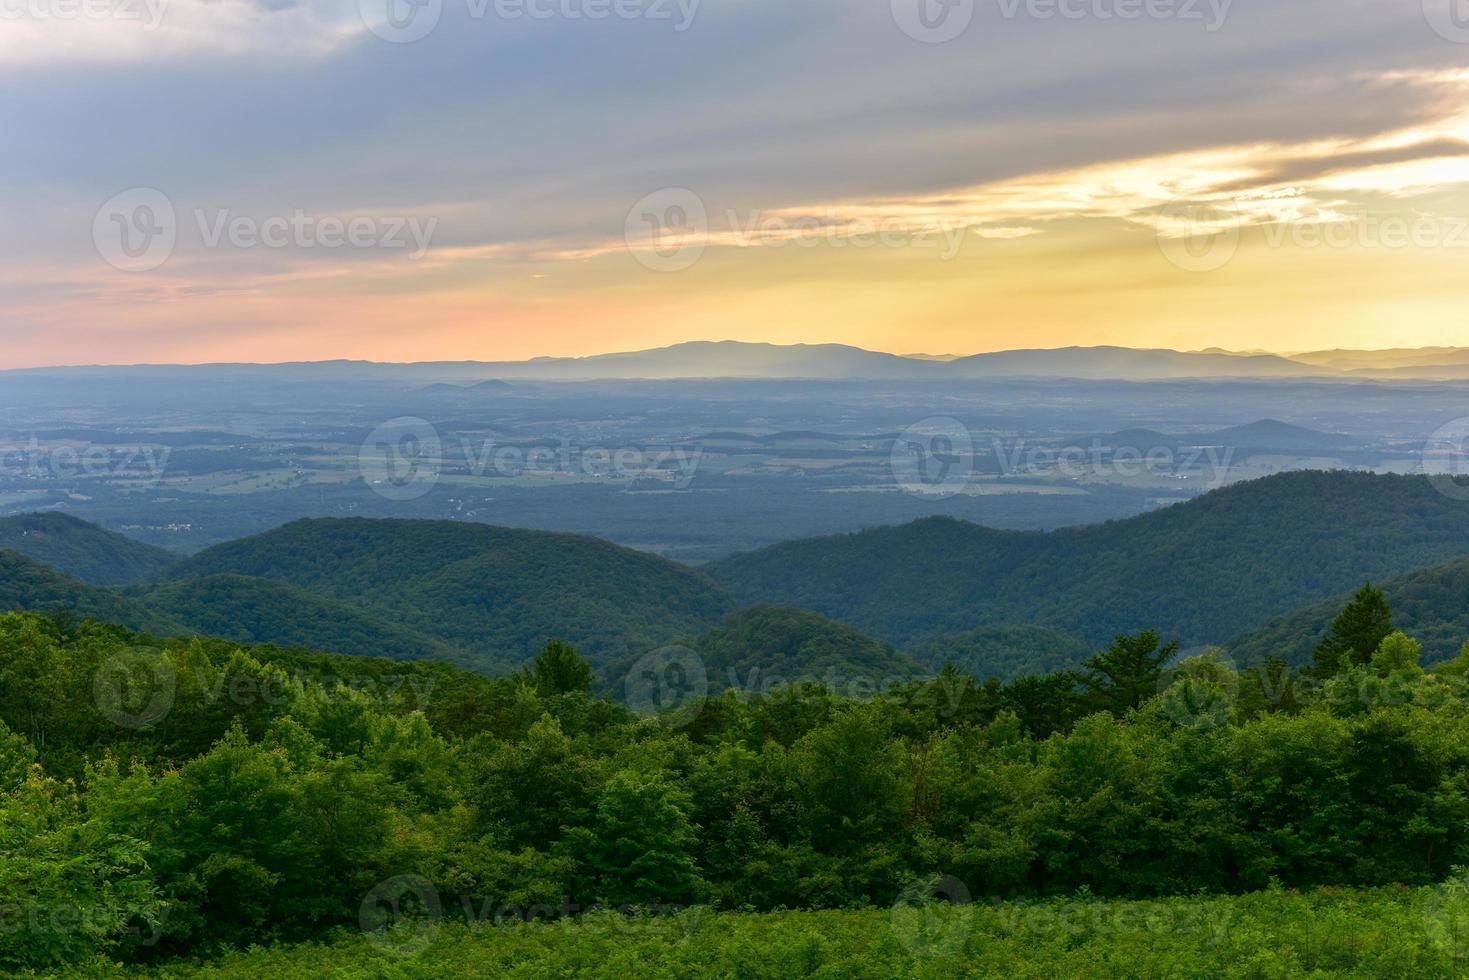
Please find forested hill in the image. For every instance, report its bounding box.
[0,549,179,634]
[906,625,1095,682]
[161,518,736,671]
[706,471,1469,648]
[131,574,465,667]
[1229,556,1469,667]
[0,511,176,585]
[659,605,924,695]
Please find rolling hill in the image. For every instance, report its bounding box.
[947,346,1322,380]
[706,471,1469,648]
[1201,419,1363,453]
[163,518,737,671]
[682,605,923,693]
[906,625,1094,681]
[0,512,176,585]
[132,574,462,666]
[1228,556,1469,667]
[0,549,178,633]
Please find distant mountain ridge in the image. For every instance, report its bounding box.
[0,512,176,586]
[161,517,736,672]
[1229,556,1469,667]
[706,471,1469,649]
[9,341,1449,382]
[14,341,1469,381]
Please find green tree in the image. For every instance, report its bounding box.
[1371,631,1423,676]
[1311,584,1393,677]
[530,640,593,696]
[568,769,704,905]
[1082,631,1179,714]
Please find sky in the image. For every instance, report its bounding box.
[3,0,1469,367]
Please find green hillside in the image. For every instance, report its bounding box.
[677,605,923,695]
[0,512,176,585]
[133,574,467,667]
[0,549,177,633]
[165,518,736,670]
[1228,556,1469,667]
[907,624,1094,681]
[707,472,1469,647]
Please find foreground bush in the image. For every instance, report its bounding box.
[57,885,1469,979]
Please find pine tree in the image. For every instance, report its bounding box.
[1311,584,1393,677]
[529,640,593,696]
[1082,630,1179,714]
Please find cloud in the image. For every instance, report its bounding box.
[0,0,363,66]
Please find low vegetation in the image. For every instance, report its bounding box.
[4,577,1469,974]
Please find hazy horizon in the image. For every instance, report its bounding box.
[5,338,1469,372]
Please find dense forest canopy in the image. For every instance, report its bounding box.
[4,570,1469,973]
[708,472,1469,647]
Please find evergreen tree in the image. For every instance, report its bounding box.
[1082,630,1178,714]
[1311,584,1393,677]
[530,640,593,696]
